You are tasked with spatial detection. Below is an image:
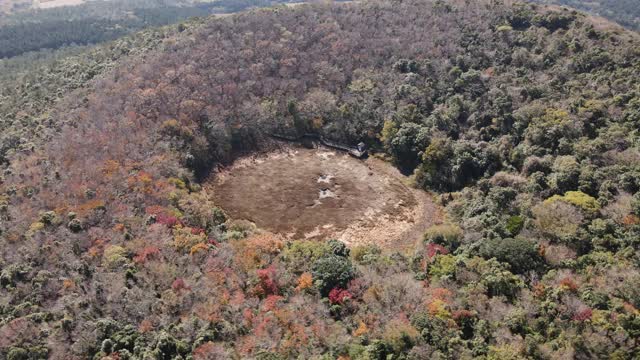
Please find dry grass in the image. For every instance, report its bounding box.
[208,145,441,252]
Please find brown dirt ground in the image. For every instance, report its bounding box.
[208,146,442,252]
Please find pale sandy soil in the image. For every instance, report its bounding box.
[36,0,85,9]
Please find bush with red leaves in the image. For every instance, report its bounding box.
[452,309,475,321]
[171,278,191,294]
[255,265,278,297]
[156,214,182,228]
[426,243,449,259]
[133,246,160,264]
[573,308,593,322]
[261,295,284,312]
[559,277,579,292]
[191,227,205,235]
[328,287,352,305]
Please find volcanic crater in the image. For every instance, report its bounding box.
[209,146,441,250]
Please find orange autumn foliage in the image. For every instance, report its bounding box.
[101,160,120,177]
[430,287,453,301]
[62,279,75,291]
[73,199,105,217]
[353,321,368,336]
[295,272,313,292]
[138,319,154,333]
[133,246,160,264]
[234,233,284,271]
[533,283,546,298]
[86,239,107,258]
[622,214,640,226]
[538,243,547,257]
[127,171,154,193]
[622,302,638,314]
[427,298,450,318]
[559,277,578,292]
[190,242,210,256]
[261,295,284,312]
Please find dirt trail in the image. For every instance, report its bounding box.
[208,146,441,252]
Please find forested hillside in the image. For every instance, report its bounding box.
[0,0,639,359]
[0,0,31,15]
[0,0,295,59]
[0,17,207,167]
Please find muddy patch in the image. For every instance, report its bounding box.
[208,147,441,251]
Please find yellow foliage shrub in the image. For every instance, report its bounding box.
[487,344,526,360]
[545,191,600,212]
[161,118,180,133]
[427,298,450,318]
[234,232,284,271]
[533,199,583,239]
[173,226,207,253]
[103,245,129,269]
[29,221,45,233]
[168,177,187,189]
[190,242,210,256]
[423,224,463,246]
[537,108,570,126]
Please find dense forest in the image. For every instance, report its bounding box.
[0,0,295,59]
[0,0,640,359]
[0,0,31,15]
[537,0,640,30]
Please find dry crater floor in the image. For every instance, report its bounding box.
[208,146,441,251]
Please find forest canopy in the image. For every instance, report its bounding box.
[0,0,639,359]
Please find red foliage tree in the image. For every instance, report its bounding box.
[573,308,593,322]
[156,214,182,228]
[191,227,205,235]
[133,246,160,264]
[452,309,475,321]
[208,237,220,246]
[255,265,278,297]
[426,243,449,259]
[261,295,284,312]
[328,287,352,305]
[171,278,191,294]
[559,277,579,292]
